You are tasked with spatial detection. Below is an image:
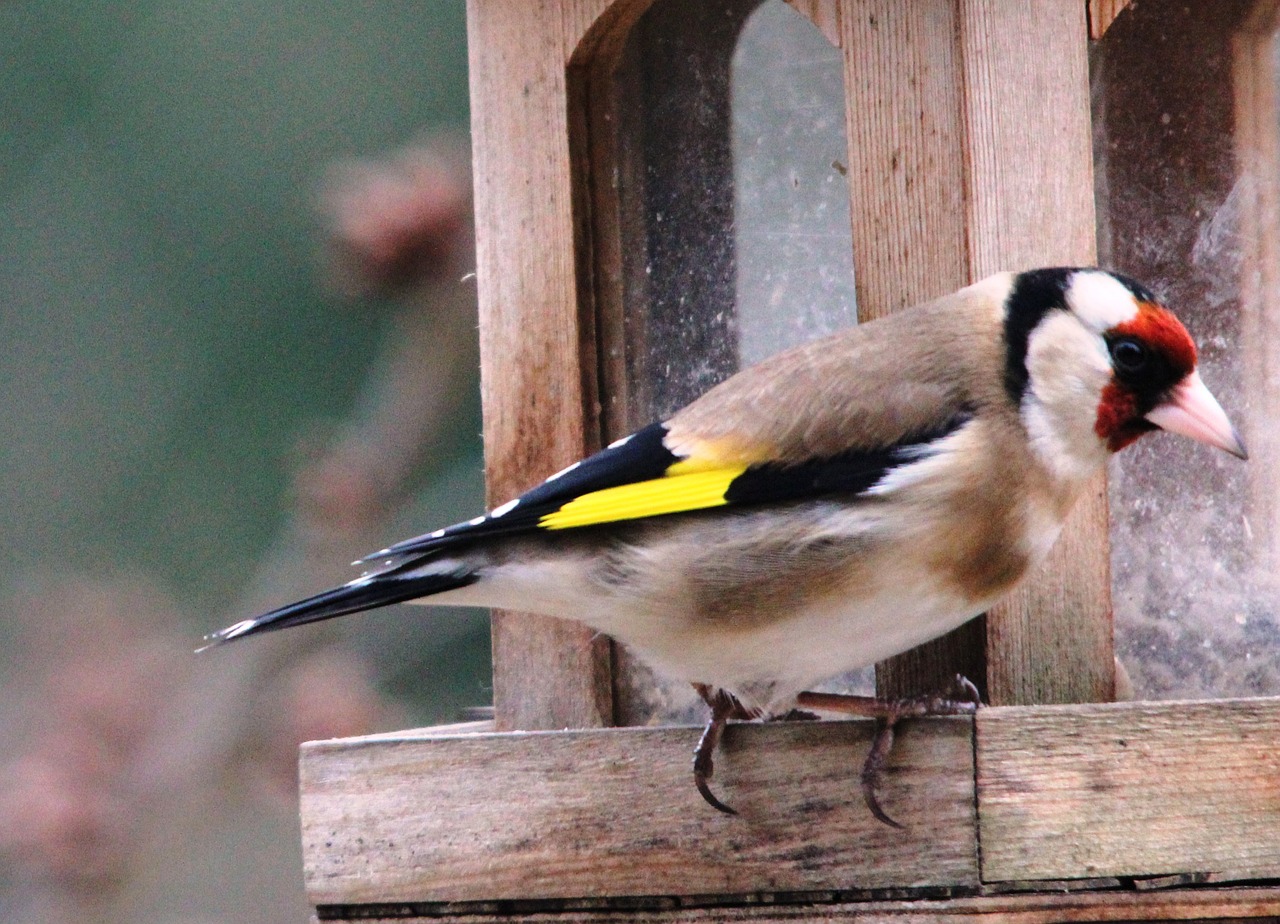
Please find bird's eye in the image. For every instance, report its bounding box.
[1109,337,1148,374]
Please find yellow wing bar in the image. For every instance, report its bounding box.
[538,465,748,531]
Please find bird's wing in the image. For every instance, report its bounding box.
[363,404,973,565]
[363,284,1005,565]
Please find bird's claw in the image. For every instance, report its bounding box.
[948,673,982,708]
[692,685,756,815]
[694,766,738,815]
[860,717,905,829]
[693,704,736,814]
[797,676,983,829]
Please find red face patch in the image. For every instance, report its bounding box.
[1096,382,1153,451]
[1111,302,1198,376]
[1094,302,1197,452]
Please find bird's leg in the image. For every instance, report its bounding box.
[691,684,756,815]
[796,674,982,828]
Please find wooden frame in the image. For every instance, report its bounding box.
[301,0,1280,920]
[302,700,1280,919]
[475,0,1111,731]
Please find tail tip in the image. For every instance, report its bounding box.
[196,617,259,653]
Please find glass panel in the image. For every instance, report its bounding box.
[1095,0,1276,699]
[732,0,857,365]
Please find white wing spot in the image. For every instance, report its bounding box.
[607,434,633,449]
[468,516,487,526]
[545,460,581,482]
[491,498,520,518]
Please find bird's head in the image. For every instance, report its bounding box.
[1008,268,1245,479]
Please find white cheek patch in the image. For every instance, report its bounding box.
[1027,311,1112,396]
[1065,271,1141,332]
[1022,311,1114,481]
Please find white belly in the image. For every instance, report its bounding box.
[604,586,990,714]
[433,552,993,716]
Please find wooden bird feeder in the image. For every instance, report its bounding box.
[301,1,1280,920]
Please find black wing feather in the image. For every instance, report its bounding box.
[359,412,973,565]
[362,422,678,561]
[208,412,974,645]
[203,562,479,647]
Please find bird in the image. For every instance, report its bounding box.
[207,267,1245,821]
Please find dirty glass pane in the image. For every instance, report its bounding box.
[602,0,856,721]
[608,0,755,428]
[1094,0,1276,699]
[732,0,857,364]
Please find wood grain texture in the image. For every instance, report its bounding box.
[1234,1,1280,576]
[957,0,1112,706]
[468,0,618,731]
[839,0,968,320]
[314,886,1280,923]
[1087,0,1134,40]
[837,0,983,701]
[300,719,978,906]
[978,699,1280,883]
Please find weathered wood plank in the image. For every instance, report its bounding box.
[978,699,1280,883]
[313,885,1280,923]
[956,0,1112,707]
[301,719,978,907]
[467,0,615,731]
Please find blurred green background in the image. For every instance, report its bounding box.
[1,0,480,667]
[1,4,487,921]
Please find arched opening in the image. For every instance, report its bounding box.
[569,0,856,722]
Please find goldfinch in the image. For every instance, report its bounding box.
[208,267,1244,815]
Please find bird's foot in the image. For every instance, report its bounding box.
[796,674,982,829]
[691,684,758,815]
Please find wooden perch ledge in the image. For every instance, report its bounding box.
[301,697,1280,922]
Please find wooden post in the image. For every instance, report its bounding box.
[1235,1,1280,577]
[848,0,1114,705]
[467,0,644,731]
[835,0,985,700]
[958,0,1112,706]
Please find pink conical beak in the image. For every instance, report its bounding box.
[1144,371,1247,459]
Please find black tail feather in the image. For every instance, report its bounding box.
[200,565,478,650]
